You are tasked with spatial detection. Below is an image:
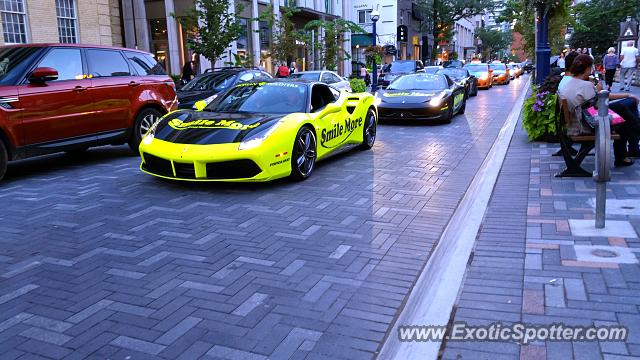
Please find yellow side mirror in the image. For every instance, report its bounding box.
[194,100,207,111]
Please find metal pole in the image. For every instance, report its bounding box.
[535,3,550,85]
[372,20,378,92]
[594,90,611,229]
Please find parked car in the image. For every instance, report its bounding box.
[436,68,478,97]
[375,73,467,123]
[424,66,443,74]
[290,70,351,92]
[489,62,510,85]
[523,62,535,73]
[464,63,493,89]
[379,60,425,88]
[140,79,376,182]
[442,60,465,68]
[0,43,177,181]
[177,67,272,109]
[507,63,522,79]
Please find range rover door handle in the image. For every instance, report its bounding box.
[73,85,87,92]
[128,81,140,87]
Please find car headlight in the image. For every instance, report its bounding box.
[193,94,218,110]
[479,74,489,80]
[238,120,283,150]
[429,92,446,107]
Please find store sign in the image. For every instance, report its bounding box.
[397,25,408,42]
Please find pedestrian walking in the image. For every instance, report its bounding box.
[360,66,368,82]
[180,60,195,83]
[603,47,620,91]
[290,61,297,75]
[619,41,639,92]
[276,63,290,78]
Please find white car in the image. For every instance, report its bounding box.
[290,70,352,92]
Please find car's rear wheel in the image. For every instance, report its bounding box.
[359,108,377,150]
[290,126,317,181]
[129,108,163,152]
[0,140,7,181]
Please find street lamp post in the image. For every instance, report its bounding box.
[371,9,380,92]
[535,1,551,85]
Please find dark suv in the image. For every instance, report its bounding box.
[0,44,177,181]
[177,67,272,109]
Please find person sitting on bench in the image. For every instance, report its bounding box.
[558,54,640,167]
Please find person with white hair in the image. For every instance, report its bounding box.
[603,47,620,91]
[620,40,639,91]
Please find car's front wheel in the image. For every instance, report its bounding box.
[290,126,317,181]
[129,108,163,152]
[0,140,7,181]
[359,108,377,150]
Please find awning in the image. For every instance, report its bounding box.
[351,34,373,47]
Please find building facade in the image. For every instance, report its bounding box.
[122,0,347,77]
[0,0,122,46]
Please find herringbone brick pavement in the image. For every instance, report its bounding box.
[0,80,527,359]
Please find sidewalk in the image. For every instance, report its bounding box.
[441,86,640,359]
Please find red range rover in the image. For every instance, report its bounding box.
[0,44,178,181]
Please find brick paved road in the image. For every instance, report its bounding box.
[0,79,526,360]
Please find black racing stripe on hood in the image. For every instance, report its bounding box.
[153,110,283,145]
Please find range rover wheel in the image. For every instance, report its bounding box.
[359,108,377,150]
[290,127,316,181]
[0,140,7,181]
[129,108,163,152]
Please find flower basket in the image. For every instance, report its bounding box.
[522,91,558,142]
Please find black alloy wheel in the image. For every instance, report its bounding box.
[360,108,377,150]
[290,127,317,181]
[0,140,6,181]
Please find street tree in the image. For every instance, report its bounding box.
[257,5,302,67]
[475,27,512,61]
[497,0,572,59]
[302,19,365,71]
[569,0,640,57]
[415,0,497,61]
[177,0,244,69]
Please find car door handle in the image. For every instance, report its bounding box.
[128,81,140,87]
[73,86,87,92]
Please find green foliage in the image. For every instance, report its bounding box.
[350,78,367,93]
[258,6,302,67]
[415,0,498,60]
[522,91,558,141]
[224,52,254,67]
[302,19,365,71]
[476,27,512,60]
[570,0,640,57]
[176,0,244,68]
[498,0,573,59]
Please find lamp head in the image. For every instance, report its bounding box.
[370,10,380,22]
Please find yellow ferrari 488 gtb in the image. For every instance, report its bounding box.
[139,79,377,182]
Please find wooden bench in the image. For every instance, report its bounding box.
[555,98,620,177]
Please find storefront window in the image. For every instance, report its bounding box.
[237,18,249,53]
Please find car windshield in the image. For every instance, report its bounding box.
[437,69,467,78]
[387,61,416,73]
[388,75,446,90]
[465,65,488,73]
[424,67,441,74]
[181,73,237,92]
[489,64,506,72]
[0,46,43,85]
[208,82,307,114]
[290,72,320,81]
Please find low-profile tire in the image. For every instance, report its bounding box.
[443,102,454,124]
[359,108,377,150]
[129,107,163,152]
[0,140,7,181]
[290,126,317,181]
